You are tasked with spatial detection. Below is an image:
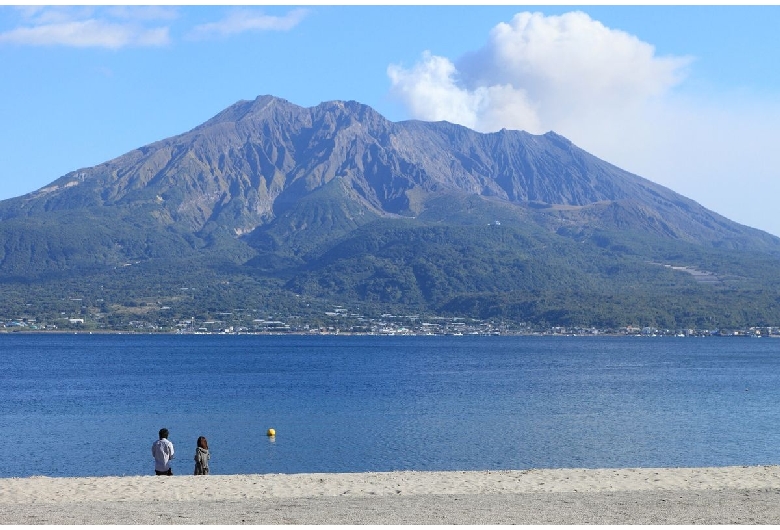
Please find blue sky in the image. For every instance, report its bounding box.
[2,5,780,236]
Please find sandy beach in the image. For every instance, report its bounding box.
[2,466,780,524]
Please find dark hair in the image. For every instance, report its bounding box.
[159,428,169,439]
[197,436,208,450]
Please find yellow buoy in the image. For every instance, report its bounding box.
[267,428,276,437]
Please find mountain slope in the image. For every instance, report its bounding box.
[1,95,779,329]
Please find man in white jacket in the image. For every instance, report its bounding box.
[152,428,175,475]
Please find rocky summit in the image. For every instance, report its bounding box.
[1,95,779,331]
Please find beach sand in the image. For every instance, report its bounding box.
[2,466,780,524]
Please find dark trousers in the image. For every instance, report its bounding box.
[155,468,173,476]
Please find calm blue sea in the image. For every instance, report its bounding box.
[1,334,780,478]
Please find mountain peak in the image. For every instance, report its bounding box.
[197,94,296,128]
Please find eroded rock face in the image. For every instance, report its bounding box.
[5,94,746,244]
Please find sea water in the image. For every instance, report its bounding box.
[1,334,779,478]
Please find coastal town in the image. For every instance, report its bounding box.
[3,305,779,338]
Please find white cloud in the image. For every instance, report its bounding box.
[107,6,179,22]
[0,7,171,48]
[0,20,169,48]
[388,52,482,129]
[188,8,309,40]
[388,10,780,237]
[389,11,691,135]
[388,52,545,133]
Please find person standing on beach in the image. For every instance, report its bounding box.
[194,436,210,475]
[152,428,175,476]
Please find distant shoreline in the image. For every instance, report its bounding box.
[2,329,779,338]
[2,466,780,524]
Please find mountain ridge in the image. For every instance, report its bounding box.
[5,94,774,247]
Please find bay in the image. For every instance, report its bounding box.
[1,334,779,478]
